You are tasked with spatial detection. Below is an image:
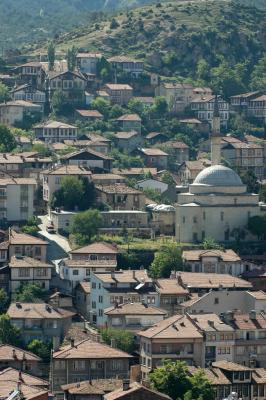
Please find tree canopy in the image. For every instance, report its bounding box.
[0,125,16,152]
[101,328,136,353]
[0,314,22,346]
[27,339,52,362]
[70,209,103,245]
[150,243,183,278]
[248,215,266,240]
[15,283,45,303]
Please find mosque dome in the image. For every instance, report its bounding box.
[193,164,243,187]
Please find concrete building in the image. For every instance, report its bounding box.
[75,282,91,319]
[138,314,203,380]
[42,165,91,203]
[100,210,150,236]
[248,94,266,124]
[108,56,144,77]
[137,148,168,170]
[34,120,78,143]
[178,159,211,184]
[113,131,142,153]
[104,302,167,331]
[9,255,52,293]
[0,344,42,376]
[0,100,42,126]
[104,84,133,105]
[190,95,229,128]
[0,177,36,222]
[230,91,261,114]
[10,83,46,111]
[162,140,189,165]
[96,184,146,210]
[76,53,102,74]
[155,82,195,114]
[90,270,158,327]
[116,114,142,134]
[182,249,244,276]
[50,210,77,233]
[51,338,132,397]
[60,149,113,173]
[155,278,189,316]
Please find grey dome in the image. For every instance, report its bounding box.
[193,165,243,186]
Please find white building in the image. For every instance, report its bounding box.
[0,177,36,222]
[76,53,102,74]
[50,210,77,233]
[34,120,78,143]
[176,97,264,243]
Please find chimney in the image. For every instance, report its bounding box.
[19,370,22,380]
[133,270,136,280]
[17,381,22,392]
[12,349,16,359]
[249,310,256,320]
[70,339,75,348]
[208,320,215,328]
[123,379,130,391]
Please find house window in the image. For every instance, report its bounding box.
[111,360,123,370]
[73,360,85,370]
[92,282,96,289]
[90,254,98,261]
[92,301,96,309]
[54,360,65,369]
[214,297,219,304]
[73,270,79,276]
[182,217,185,223]
[99,296,103,303]
[193,233,198,242]
[99,309,103,316]
[220,212,224,221]
[203,211,206,220]
[35,247,41,256]
[18,268,30,277]
[147,296,155,304]
[86,269,90,276]
[193,216,197,223]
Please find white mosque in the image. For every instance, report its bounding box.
[176,97,263,243]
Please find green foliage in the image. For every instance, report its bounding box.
[0,314,22,346]
[238,169,260,193]
[150,360,214,400]
[152,97,168,117]
[0,83,10,102]
[0,125,16,152]
[21,216,39,237]
[91,97,111,118]
[15,283,45,303]
[128,98,144,116]
[51,90,69,116]
[96,57,111,82]
[0,289,8,314]
[150,243,183,278]
[66,46,77,71]
[251,53,266,90]
[101,328,136,353]
[161,171,175,186]
[259,185,266,202]
[111,148,144,169]
[47,41,55,71]
[202,237,223,250]
[27,339,52,362]
[143,188,162,203]
[51,176,96,211]
[70,209,103,244]
[32,143,53,157]
[110,18,120,29]
[248,216,266,240]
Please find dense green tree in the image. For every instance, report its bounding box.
[188,369,215,400]
[248,215,266,240]
[51,90,68,115]
[160,172,176,186]
[66,46,77,71]
[96,57,111,81]
[202,237,223,250]
[101,328,136,353]
[32,143,53,157]
[238,169,260,193]
[91,97,111,118]
[128,98,144,116]
[27,339,52,362]
[0,289,8,314]
[259,185,266,202]
[47,41,55,71]
[150,243,183,278]
[0,314,22,346]
[0,125,16,152]
[152,96,168,117]
[110,18,119,29]
[22,216,40,237]
[15,283,44,302]
[251,54,266,90]
[109,104,124,119]
[70,209,103,244]
[0,83,10,102]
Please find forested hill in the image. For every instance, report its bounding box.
[34,0,266,97]
[0,0,164,47]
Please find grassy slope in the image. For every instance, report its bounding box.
[42,0,266,77]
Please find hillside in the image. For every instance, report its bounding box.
[35,0,265,93]
[0,0,163,48]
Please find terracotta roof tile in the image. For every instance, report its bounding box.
[0,344,41,361]
[9,230,47,246]
[9,256,52,269]
[76,109,103,118]
[104,382,171,400]
[0,367,48,387]
[177,271,252,289]
[117,114,141,122]
[7,303,75,319]
[104,302,167,316]
[156,279,189,295]
[212,361,251,371]
[182,249,241,262]
[70,242,118,255]
[62,379,122,395]
[140,148,168,156]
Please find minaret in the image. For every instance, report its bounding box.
[210,95,221,165]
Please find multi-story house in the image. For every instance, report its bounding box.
[0,100,42,126]
[116,114,142,134]
[0,344,42,376]
[155,82,195,114]
[9,255,52,293]
[59,242,118,292]
[60,149,113,173]
[42,165,92,203]
[155,279,189,316]
[14,62,46,88]
[75,109,104,121]
[138,314,204,380]
[51,338,132,397]
[178,159,211,184]
[137,148,168,170]
[95,184,146,210]
[161,141,189,165]
[222,311,266,367]
[10,84,46,111]
[7,302,74,348]
[62,379,123,400]
[104,84,133,105]
[75,282,91,319]
[0,367,48,390]
[90,270,159,327]
[100,210,150,235]
[182,249,244,276]
[145,132,168,146]
[0,177,37,222]
[108,56,144,77]
[48,70,87,102]
[190,95,229,128]
[230,91,262,114]
[200,136,264,179]
[76,53,102,74]
[189,313,235,367]
[0,379,48,400]
[104,302,167,331]
[0,154,24,177]
[248,94,266,124]
[34,120,78,143]
[113,131,142,153]
[8,230,48,262]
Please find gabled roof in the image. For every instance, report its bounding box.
[34,120,77,129]
[105,83,133,90]
[212,360,251,371]
[145,132,166,139]
[117,114,141,122]
[177,271,252,289]
[189,313,234,332]
[182,249,241,262]
[62,379,122,395]
[7,303,75,320]
[75,109,103,118]
[94,270,152,284]
[53,338,132,359]
[138,314,202,339]
[156,279,189,295]
[9,256,52,269]
[113,131,139,139]
[188,366,231,385]
[108,56,142,63]
[0,344,41,361]
[43,164,92,176]
[60,148,113,161]
[104,382,171,400]
[70,242,118,255]
[230,312,266,330]
[96,184,142,195]
[9,230,47,246]
[140,148,168,156]
[162,140,189,149]
[0,367,48,387]
[0,381,47,400]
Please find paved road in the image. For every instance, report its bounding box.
[38,215,71,262]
